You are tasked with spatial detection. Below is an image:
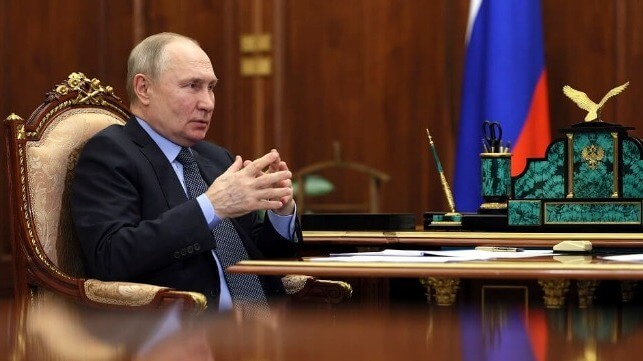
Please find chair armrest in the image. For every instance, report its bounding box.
[81,279,207,314]
[282,275,352,304]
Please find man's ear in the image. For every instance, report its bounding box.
[133,74,152,106]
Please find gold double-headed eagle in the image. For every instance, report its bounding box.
[563,81,629,122]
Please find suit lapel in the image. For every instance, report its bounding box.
[192,151,225,186]
[123,118,188,209]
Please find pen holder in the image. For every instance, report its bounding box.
[479,152,512,213]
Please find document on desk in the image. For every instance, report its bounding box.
[315,248,556,263]
[601,254,643,263]
[308,255,481,263]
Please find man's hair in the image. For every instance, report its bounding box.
[126,32,199,103]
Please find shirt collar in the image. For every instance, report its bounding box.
[135,117,183,163]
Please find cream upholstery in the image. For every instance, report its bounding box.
[27,109,125,277]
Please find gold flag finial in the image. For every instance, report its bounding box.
[562,81,629,122]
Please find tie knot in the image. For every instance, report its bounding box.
[175,147,196,167]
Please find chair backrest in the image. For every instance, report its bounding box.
[293,143,390,214]
[5,72,130,300]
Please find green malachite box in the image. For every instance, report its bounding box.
[507,121,643,230]
[480,153,512,213]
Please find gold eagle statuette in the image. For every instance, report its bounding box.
[562,81,629,122]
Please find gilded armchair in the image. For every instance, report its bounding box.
[5,72,207,313]
[5,72,351,315]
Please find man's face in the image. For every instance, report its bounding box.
[145,40,218,146]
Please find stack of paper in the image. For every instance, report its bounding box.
[308,249,555,263]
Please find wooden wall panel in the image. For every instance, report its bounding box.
[542,1,622,134]
[616,1,643,135]
[281,0,459,216]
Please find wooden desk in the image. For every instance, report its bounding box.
[298,231,643,307]
[302,230,643,248]
[229,255,643,308]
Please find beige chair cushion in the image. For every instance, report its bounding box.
[26,109,126,277]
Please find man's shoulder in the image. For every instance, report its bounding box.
[80,123,121,144]
[82,124,141,158]
[91,123,126,139]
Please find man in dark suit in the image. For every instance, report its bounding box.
[71,32,300,312]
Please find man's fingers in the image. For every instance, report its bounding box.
[268,149,282,173]
[223,156,243,174]
[245,152,279,175]
[256,187,292,202]
[253,170,292,188]
[257,199,284,210]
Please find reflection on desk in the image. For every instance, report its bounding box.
[3,296,643,361]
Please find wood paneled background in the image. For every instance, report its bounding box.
[1,0,642,295]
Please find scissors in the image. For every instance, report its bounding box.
[482,120,503,152]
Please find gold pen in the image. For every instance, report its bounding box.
[426,129,459,217]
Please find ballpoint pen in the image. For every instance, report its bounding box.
[475,246,524,252]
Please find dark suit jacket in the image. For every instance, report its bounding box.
[71,118,300,308]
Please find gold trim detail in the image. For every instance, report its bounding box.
[567,133,574,198]
[479,202,507,210]
[30,72,127,138]
[420,277,459,306]
[16,124,25,140]
[581,144,604,170]
[6,112,23,121]
[6,113,25,139]
[576,280,599,308]
[538,279,570,309]
[612,132,619,197]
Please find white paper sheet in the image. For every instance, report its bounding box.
[327,248,555,260]
[601,254,643,263]
[431,249,555,259]
[308,255,481,263]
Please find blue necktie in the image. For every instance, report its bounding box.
[175,147,268,312]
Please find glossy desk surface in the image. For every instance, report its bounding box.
[4,297,643,361]
[302,230,643,248]
[229,255,643,280]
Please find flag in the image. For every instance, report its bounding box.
[454,0,551,212]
